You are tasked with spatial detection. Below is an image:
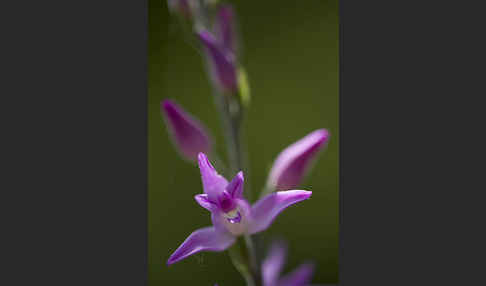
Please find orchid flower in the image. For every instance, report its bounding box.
[267,129,330,191]
[167,153,312,265]
[161,99,212,161]
[262,241,315,286]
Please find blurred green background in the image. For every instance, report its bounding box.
[148,0,339,284]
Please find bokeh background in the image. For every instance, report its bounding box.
[148,0,339,284]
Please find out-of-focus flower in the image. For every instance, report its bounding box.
[262,241,315,286]
[167,153,312,265]
[161,99,212,161]
[197,29,238,93]
[213,4,237,56]
[267,129,330,191]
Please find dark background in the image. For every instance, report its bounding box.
[149,0,339,284]
[3,0,485,286]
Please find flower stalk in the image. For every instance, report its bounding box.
[194,4,258,283]
[217,89,259,285]
[228,236,256,286]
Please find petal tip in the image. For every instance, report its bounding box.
[236,171,244,180]
[160,99,172,113]
[312,128,330,145]
[166,257,175,266]
[296,190,312,201]
[160,99,184,122]
[281,190,312,202]
[226,171,245,198]
[317,128,330,138]
[166,251,181,265]
[162,98,177,109]
[197,152,213,170]
[197,152,208,162]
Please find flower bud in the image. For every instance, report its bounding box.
[161,99,212,161]
[214,4,237,56]
[197,29,238,94]
[267,129,330,191]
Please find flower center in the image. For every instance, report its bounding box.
[218,190,236,213]
[223,208,241,224]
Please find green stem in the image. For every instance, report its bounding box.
[218,94,259,285]
[226,97,264,278]
[228,237,256,286]
[223,96,243,173]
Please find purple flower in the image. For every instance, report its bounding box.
[197,27,237,93]
[161,99,212,161]
[167,153,312,265]
[267,129,330,191]
[213,4,237,56]
[262,241,315,286]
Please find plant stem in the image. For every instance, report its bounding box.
[228,237,256,286]
[221,95,243,174]
[220,95,260,286]
[189,2,258,284]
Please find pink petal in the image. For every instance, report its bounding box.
[277,263,314,286]
[248,190,312,234]
[267,129,329,191]
[198,153,228,202]
[197,30,237,93]
[161,99,212,161]
[194,194,219,212]
[167,226,235,265]
[226,171,244,199]
[262,241,287,286]
[214,4,237,55]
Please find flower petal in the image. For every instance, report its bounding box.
[167,226,236,265]
[277,263,314,286]
[198,153,228,202]
[267,129,329,191]
[248,190,312,234]
[262,241,287,286]
[226,171,244,198]
[214,4,236,55]
[194,194,219,212]
[197,30,237,93]
[161,99,212,161]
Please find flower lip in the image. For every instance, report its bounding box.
[217,199,250,235]
[223,209,241,224]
